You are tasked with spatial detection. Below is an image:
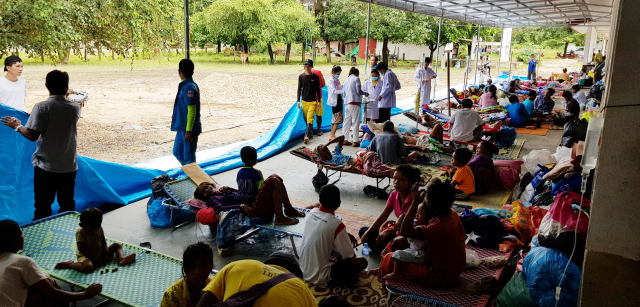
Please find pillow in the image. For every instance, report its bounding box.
[183,198,206,209]
[494,160,524,175]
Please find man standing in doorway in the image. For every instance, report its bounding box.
[376,62,401,123]
[297,59,321,144]
[414,57,437,110]
[594,50,603,63]
[527,54,537,81]
[171,59,202,165]
[0,56,27,112]
[2,70,81,220]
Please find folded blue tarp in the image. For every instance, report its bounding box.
[1,87,411,224]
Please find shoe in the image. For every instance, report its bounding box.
[343,141,353,146]
[317,131,323,136]
[352,142,360,147]
[304,137,309,144]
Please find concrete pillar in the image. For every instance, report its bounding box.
[580,0,640,305]
[583,26,597,64]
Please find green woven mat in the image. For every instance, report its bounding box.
[494,139,526,160]
[20,213,183,307]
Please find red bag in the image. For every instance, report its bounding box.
[499,166,520,190]
[538,191,590,239]
[529,206,548,236]
[196,207,219,225]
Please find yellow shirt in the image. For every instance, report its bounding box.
[557,73,570,81]
[161,277,213,307]
[372,80,378,87]
[202,260,317,307]
[75,227,106,262]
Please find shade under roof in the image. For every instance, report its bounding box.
[356,0,614,28]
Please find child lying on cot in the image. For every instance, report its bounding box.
[0,220,103,306]
[313,135,395,178]
[194,178,305,226]
[372,179,466,288]
[161,242,213,307]
[55,208,136,273]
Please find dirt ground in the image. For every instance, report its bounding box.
[19,57,579,165]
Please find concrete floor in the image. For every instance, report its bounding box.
[74,111,564,306]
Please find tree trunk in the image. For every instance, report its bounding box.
[112,50,115,60]
[563,42,569,57]
[301,43,305,63]
[58,47,71,64]
[41,50,45,63]
[340,41,345,55]
[217,41,221,53]
[98,43,101,61]
[382,39,389,63]
[242,40,249,62]
[326,38,331,63]
[429,44,436,60]
[267,43,275,64]
[285,43,291,64]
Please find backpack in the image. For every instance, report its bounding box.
[499,166,520,191]
[213,273,296,307]
[312,169,329,192]
[363,185,389,199]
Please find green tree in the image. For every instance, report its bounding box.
[513,27,585,56]
[324,0,365,56]
[262,0,318,64]
[369,7,418,63]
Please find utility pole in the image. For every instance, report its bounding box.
[364,1,372,76]
[432,10,444,103]
[184,0,190,59]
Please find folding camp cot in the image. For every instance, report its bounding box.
[162,175,319,258]
[385,245,514,307]
[19,212,185,307]
[289,146,392,189]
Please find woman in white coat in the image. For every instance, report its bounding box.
[414,57,437,109]
[342,67,369,146]
[326,65,345,141]
[362,69,383,122]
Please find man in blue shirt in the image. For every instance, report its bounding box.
[527,54,537,81]
[171,59,201,165]
[505,95,539,128]
[522,90,536,117]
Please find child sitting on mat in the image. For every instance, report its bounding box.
[55,208,136,273]
[194,178,305,226]
[447,148,476,200]
[376,179,466,288]
[161,242,213,307]
[236,146,264,198]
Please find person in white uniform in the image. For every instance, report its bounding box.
[299,184,367,287]
[362,69,382,122]
[341,67,368,146]
[326,65,345,141]
[414,57,436,109]
[376,62,401,123]
[0,56,27,112]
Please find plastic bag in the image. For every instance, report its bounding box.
[465,248,480,268]
[551,173,582,196]
[147,197,171,228]
[561,118,588,148]
[510,201,534,244]
[312,168,329,191]
[496,272,538,307]
[523,149,556,174]
[538,191,590,238]
[150,174,174,200]
[531,164,551,188]
[552,146,572,162]
[519,183,535,204]
[216,209,253,249]
[523,247,582,307]
[531,192,554,207]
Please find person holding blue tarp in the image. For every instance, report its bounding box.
[2,70,81,221]
[171,59,201,166]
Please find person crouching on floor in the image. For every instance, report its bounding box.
[447,148,475,200]
[299,184,367,287]
[0,220,103,306]
[55,208,136,273]
[161,242,213,307]
[373,179,466,288]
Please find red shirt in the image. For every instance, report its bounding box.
[312,70,325,101]
[419,209,466,275]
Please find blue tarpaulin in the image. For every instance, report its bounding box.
[1,87,411,224]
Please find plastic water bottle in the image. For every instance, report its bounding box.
[362,243,371,257]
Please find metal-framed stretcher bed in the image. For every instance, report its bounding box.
[162,175,324,258]
[19,212,185,307]
[385,245,515,307]
[289,146,392,189]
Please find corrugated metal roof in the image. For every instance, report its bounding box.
[355,0,613,28]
